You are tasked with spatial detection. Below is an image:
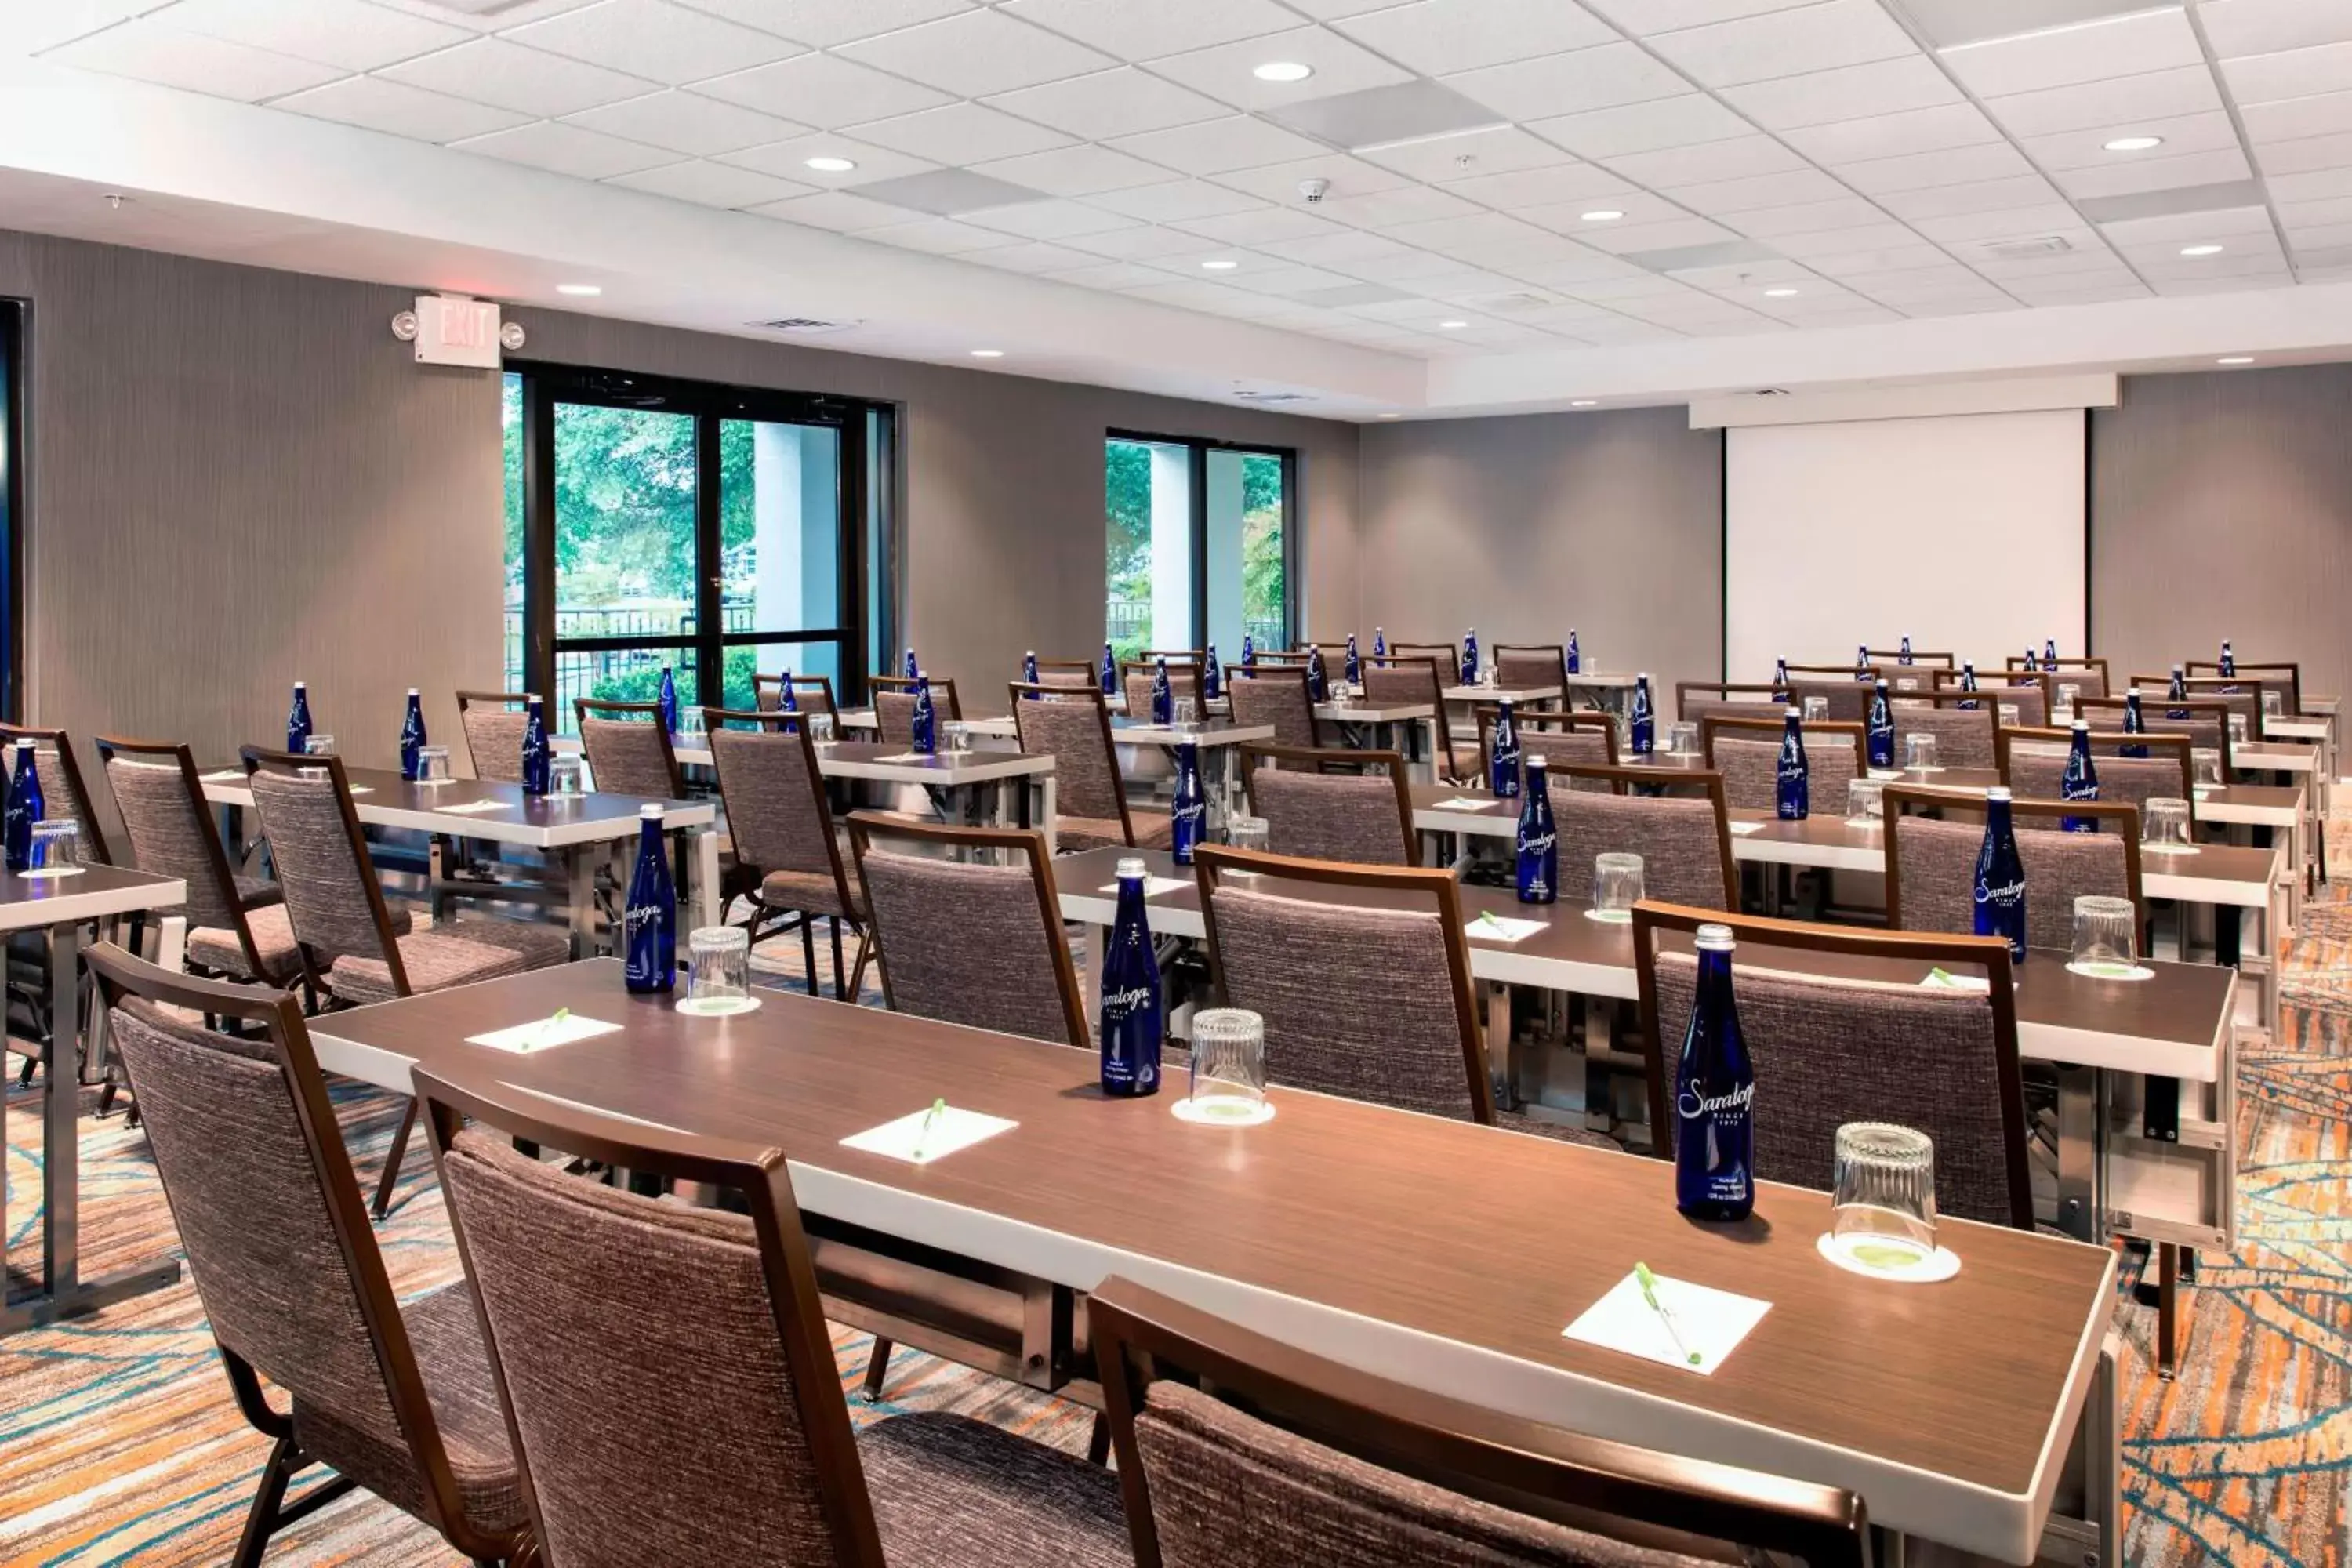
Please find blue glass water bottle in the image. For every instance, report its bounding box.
[2167,663,2189,718]
[778,668,797,713]
[1203,643,1222,701]
[1776,706,1809,821]
[1856,644,1870,681]
[2060,718,2100,832]
[1957,660,1980,710]
[1867,679,1895,769]
[1241,633,1256,670]
[1899,635,1913,666]
[1099,857,1163,1098]
[1772,658,1789,702]
[1100,641,1117,695]
[1170,741,1206,866]
[5,739,42,873]
[1515,754,1558,904]
[1150,656,1173,724]
[1344,633,1361,690]
[399,688,426,781]
[1305,646,1328,703]
[1489,698,1520,799]
[622,803,676,993]
[1630,672,1655,755]
[2219,639,2235,679]
[1022,650,1039,694]
[2121,687,2148,757]
[1461,628,1479,686]
[521,695,551,795]
[904,648,920,681]
[1372,626,1387,659]
[2023,645,2039,675]
[1975,786,2027,963]
[2045,637,2060,666]
[1674,922,1755,1222]
[911,673,937,754]
[286,681,314,756]
[655,666,680,736]
[1566,627,1580,675]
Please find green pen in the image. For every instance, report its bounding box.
[913,1096,948,1160]
[1635,1261,1702,1367]
[1475,909,1504,931]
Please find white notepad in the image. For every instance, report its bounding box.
[435,799,515,815]
[1728,821,1766,836]
[1100,875,1188,898]
[1920,967,1992,993]
[1431,797,1498,812]
[465,1013,621,1054]
[1563,1271,1770,1377]
[841,1105,1017,1166]
[1468,913,1548,942]
[873,751,935,764]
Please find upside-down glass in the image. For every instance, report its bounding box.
[1227,814,1268,854]
[681,925,755,1015]
[2056,684,2081,725]
[2071,895,2140,978]
[550,753,584,797]
[945,720,972,754]
[2229,713,2249,746]
[2262,690,2285,720]
[1802,695,1830,723]
[414,744,452,785]
[2142,796,2194,855]
[2192,747,2223,790]
[1894,676,1919,692]
[1998,702,2020,728]
[27,819,82,877]
[304,734,336,758]
[809,713,836,748]
[1665,720,1699,756]
[1830,1122,1939,1269]
[1846,777,1885,826]
[1904,732,1939,772]
[1173,697,1199,730]
[1592,851,1644,922]
[1186,1007,1269,1123]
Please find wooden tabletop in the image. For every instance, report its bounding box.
[200,765,714,849]
[1109,717,1276,749]
[1315,700,1436,723]
[0,862,186,932]
[309,960,2114,1563]
[811,741,1055,786]
[2190,783,2303,826]
[1054,845,2232,1081]
[1443,684,1563,704]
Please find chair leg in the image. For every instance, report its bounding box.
[373,1099,419,1222]
[830,920,846,999]
[2157,1243,2181,1381]
[862,1337,895,1403]
[231,1433,299,1568]
[1087,1411,1112,1466]
[847,931,873,1003]
[800,920,818,997]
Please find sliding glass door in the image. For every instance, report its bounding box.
[1106,431,1294,659]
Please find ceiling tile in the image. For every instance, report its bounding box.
[2095,202,2274,245]
[1940,8,2202,98]
[997,0,1296,57]
[1442,44,1690,122]
[2256,131,2352,176]
[971,143,1176,197]
[1663,166,1850,212]
[381,37,659,117]
[1906,201,2084,240]
[2289,220,2352,250]
[1442,161,1635,209]
[452,119,679,179]
[2268,166,2352,203]
[695,51,950,127]
[1250,227,1427,266]
[1518,191,1699,230]
[1875,173,2063,220]
[1716,195,1893,235]
[847,215,1020,254]
[1381,211,1587,260]
[1582,0,1823,31]
[2242,90,2352,145]
[851,166,1049,213]
[1062,223,1229,258]
[982,67,1229,140]
[749,188,923,230]
[504,0,800,85]
[1581,215,1740,253]
[2056,145,2252,198]
[1793,238,1950,270]
[9,0,172,55]
[718,132,936,183]
[1328,246,1485,281]
[1312,183,1487,228]
[2017,109,2241,171]
[1329,0,1616,74]
[1174,205,1349,244]
[1145,25,1413,111]
[1977,66,2222,137]
[1527,95,1756,158]
[1038,260,1166,289]
[162,0,469,71]
[1783,102,2002,166]
[1359,125,1571,183]
[963,239,1102,272]
[1720,55,1962,129]
[2002,278,2150,303]
[44,18,344,100]
[960,198,1140,239]
[2278,193,2352,228]
[1645,0,1917,89]
[1213,154,1419,203]
[273,74,528,140]
[1599,134,1806,187]
[1837,140,2032,194]
[834,8,1114,96]
[848,101,1071,163]
[1089,178,1270,220]
[2225,42,2352,106]
[667,0,975,45]
[564,89,808,155]
[604,156,811,205]
[1106,115,1327,175]
[2198,0,2352,59]
[1225,261,1370,296]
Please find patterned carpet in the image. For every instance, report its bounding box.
[6,853,2351,1565]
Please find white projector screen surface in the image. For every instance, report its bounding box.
[1724,411,2086,683]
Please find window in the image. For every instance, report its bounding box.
[1105,433,1293,662]
[503,365,895,733]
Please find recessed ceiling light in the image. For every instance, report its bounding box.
[1570,400,1598,408]
[556,284,601,296]
[1580,209,1624,223]
[1254,60,1313,82]
[2103,135,2163,152]
[1438,319,1468,329]
[1201,259,1240,270]
[2180,243,2225,257]
[804,156,857,173]
[2217,355,2255,365]
[970,349,1004,358]
[1763,287,1800,298]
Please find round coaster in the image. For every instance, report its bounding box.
[676,995,764,1017]
[1172,1095,1276,1128]
[1817,1231,1962,1283]
[20,866,85,880]
[2065,960,2154,982]
[1584,908,1632,924]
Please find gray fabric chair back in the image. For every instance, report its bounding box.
[459,704,527,784]
[857,845,1083,1047]
[708,726,835,880]
[1036,667,1097,689]
[579,716,677,799]
[2,730,108,861]
[874,689,920,745]
[1650,956,2021,1226]
[1011,694,1123,823]
[2044,666,2109,701]
[1709,731,1861,815]
[756,677,837,717]
[1555,791,1729,910]
[2008,746,2187,815]
[1987,682,2048,728]
[248,767,393,965]
[437,1127,854,1567]
[1125,665,1202,718]
[1893,812,2132,953]
[1247,765,1410,866]
[1227,671,1318,750]
[1516,724,1614,790]
[106,756,243,931]
[1677,695,1777,729]
[1892,704,1997,771]
[1359,661,1438,710]
[1207,883,1475,1120]
[1787,677,1868,722]
[1492,648,1563,690]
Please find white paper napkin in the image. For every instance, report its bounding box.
[466,1013,621,1054]
[1921,967,1992,993]
[1468,913,1548,942]
[841,1105,1017,1166]
[1101,875,1189,898]
[1728,821,1766,836]
[435,799,515,815]
[1562,1270,1770,1376]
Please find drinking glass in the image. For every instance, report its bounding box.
[1185,1008,1269,1124]
[2141,796,2194,855]
[945,721,972,754]
[1830,1123,1939,1270]
[1591,852,1644,923]
[2262,690,2285,719]
[1846,778,1885,826]
[2070,895,2140,978]
[1904,732,1940,771]
[681,925,756,1015]
[1893,676,1919,692]
[1802,695,1829,723]
[303,734,336,758]
[1998,702,2020,728]
[2229,713,2249,746]
[810,713,837,749]
[2192,747,2223,790]
[677,706,705,739]
[1665,720,1699,756]
[2056,684,2081,724]
[415,744,452,785]
[1227,814,1269,855]
[1173,697,1199,730]
[550,753,584,797]
[27,819,82,877]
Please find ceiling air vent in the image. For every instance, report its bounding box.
[1235,390,1312,404]
[1980,235,2076,261]
[750,318,858,335]
[1750,387,1791,397]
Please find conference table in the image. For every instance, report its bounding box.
[307,959,2120,1567]
[1,865,187,1336]
[200,768,719,956]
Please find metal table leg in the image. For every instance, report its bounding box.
[564,844,599,960]
[2054,1064,2106,1243]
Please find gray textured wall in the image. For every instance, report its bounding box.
[1356,407,1726,693]
[2092,365,2352,711]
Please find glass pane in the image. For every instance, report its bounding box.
[1205,449,1287,657]
[553,401,699,646]
[718,419,844,714]
[1106,437,1192,663]
[502,372,524,694]
[720,641,842,715]
[553,650,696,738]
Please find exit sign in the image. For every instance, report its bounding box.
[413,294,503,368]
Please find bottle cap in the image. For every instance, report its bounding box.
[2128,685,2142,696]
[1875,678,1889,690]
[1116,856,1148,880]
[1784,706,1802,718]
[525,693,542,703]
[638,803,665,820]
[293,680,307,689]
[1696,923,1735,953]
[1637,670,1650,680]
[2072,717,2089,731]
[1025,649,1034,657]
[1987,786,2013,801]
[407,687,419,696]
[1526,754,1547,768]
[12,738,30,751]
